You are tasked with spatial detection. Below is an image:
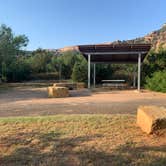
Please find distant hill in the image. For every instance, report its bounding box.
[45,46,79,55]
[120,23,166,50]
[49,23,166,54]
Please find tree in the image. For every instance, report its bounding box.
[7,57,31,82]
[59,51,80,79]
[0,24,29,81]
[29,49,53,73]
[1,62,7,81]
[71,57,87,82]
[96,64,113,83]
[142,47,166,80]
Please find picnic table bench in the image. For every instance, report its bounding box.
[102,80,128,89]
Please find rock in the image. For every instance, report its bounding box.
[47,86,69,98]
[137,106,166,134]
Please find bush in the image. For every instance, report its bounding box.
[71,59,87,83]
[145,70,166,92]
[96,64,113,83]
[30,72,59,80]
[7,58,31,82]
[1,62,7,82]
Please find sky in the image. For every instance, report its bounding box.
[0,0,166,50]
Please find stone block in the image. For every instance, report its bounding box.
[48,86,69,98]
[77,82,85,89]
[137,106,166,134]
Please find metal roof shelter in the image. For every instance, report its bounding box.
[78,43,151,91]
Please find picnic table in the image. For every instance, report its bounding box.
[102,80,128,89]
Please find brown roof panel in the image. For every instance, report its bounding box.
[78,44,151,63]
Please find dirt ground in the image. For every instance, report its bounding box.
[0,86,166,117]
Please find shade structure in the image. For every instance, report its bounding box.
[78,43,151,90]
[78,43,151,63]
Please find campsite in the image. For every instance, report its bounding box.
[0,1,166,165]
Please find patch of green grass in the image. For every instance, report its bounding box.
[0,115,165,166]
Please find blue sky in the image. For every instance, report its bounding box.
[0,0,166,50]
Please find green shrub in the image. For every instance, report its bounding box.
[71,60,87,83]
[30,72,59,80]
[7,58,31,82]
[145,70,166,92]
[1,62,7,82]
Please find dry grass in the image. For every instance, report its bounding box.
[0,114,165,166]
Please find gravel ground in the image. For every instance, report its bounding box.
[0,87,166,117]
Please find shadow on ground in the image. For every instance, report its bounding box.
[69,89,91,97]
[0,87,91,103]
[1,131,166,166]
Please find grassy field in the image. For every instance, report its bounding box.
[0,115,165,166]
